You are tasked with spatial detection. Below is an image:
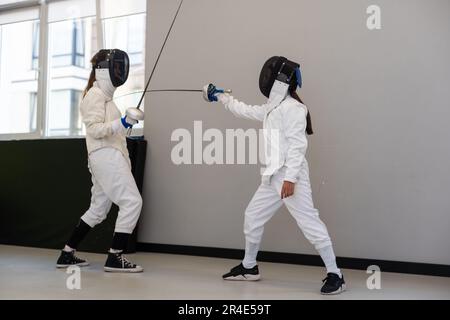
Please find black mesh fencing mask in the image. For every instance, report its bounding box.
[95,49,130,87]
[259,56,300,98]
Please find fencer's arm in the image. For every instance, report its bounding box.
[283,104,308,183]
[80,90,123,139]
[218,94,266,122]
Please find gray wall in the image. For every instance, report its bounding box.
[139,0,450,265]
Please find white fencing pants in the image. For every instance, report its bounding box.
[244,165,332,251]
[81,147,143,234]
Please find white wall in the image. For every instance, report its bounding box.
[139,0,450,265]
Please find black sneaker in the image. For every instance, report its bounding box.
[321,273,346,295]
[104,252,143,273]
[56,250,89,268]
[222,263,260,281]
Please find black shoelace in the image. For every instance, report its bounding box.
[322,275,340,285]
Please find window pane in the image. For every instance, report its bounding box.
[0,19,38,134]
[52,21,73,56]
[0,6,39,25]
[100,0,145,19]
[31,21,39,69]
[48,0,95,23]
[49,20,85,68]
[46,17,96,136]
[103,13,146,129]
[0,0,32,5]
[48,90,71,135]
[47,90,83,136]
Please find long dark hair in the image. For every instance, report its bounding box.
[289,82,313,135]
[82,50,109,98]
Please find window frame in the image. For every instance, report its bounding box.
[0,0,146,140]
[46,88,83,137]
[0,3,43,140]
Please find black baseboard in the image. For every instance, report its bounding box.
[137,242,450,278]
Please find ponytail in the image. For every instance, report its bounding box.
[83,67,96,98]
[82,49,109,98]
[290,90,313,135]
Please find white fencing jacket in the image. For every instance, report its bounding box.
[80,82,129,163]
[218,94,308,183]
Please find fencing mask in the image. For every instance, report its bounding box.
[95,49,130,87]
[259,56,301,105]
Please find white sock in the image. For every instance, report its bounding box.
[109,249,123,254]
[318,245,341,277]
[63,245,74,252]
[242,241,260,269]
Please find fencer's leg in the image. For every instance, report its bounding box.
[244,183,284,249]
[223,182,282,281]
[282,180,340,273]
[243,241,260,269]
[274,165,334,262]
[79,174,113,233]
[283,194,337,264]
[65,219,92,251]
[90,149,142,235]
[104,232,143,273]
[89,148,143,273]
[279,167,345,294]
[57,174,112,268]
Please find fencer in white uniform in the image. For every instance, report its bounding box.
[204,56,345,294]
[56,49,145,273]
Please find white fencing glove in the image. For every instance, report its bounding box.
[126,107,145,121]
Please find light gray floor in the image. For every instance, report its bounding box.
[1,245,449,300]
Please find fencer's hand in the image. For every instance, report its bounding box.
[121,116,138,129]
[126,107,145,121]
[203,83,224,102]
[281,181,295,199]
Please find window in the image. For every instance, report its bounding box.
[46,16,94,136]
[50,20,86,68]
[0,0,147,139]
[102,0,146,131]
[0,16,39,135]
[47,90,82,136]
[32,20,86,70]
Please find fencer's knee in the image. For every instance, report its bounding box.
[314,240,333,251]
[81,210,107,228]
[294,216,332,250]
[244,220,263,244]
[306,233,332,251]
[244,231,260,244]
[129,194,143,223]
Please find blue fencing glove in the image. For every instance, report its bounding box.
[203,83,224,102]
[121,116,138,129]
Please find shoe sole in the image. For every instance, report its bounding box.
[321,283,346,295]
[223,274,261,281]
[56,262,90,268]
[104,267,144,273]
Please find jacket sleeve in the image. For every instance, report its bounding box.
[283,103,308,183]
[80,89,121,139]
[218,94,268,122]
